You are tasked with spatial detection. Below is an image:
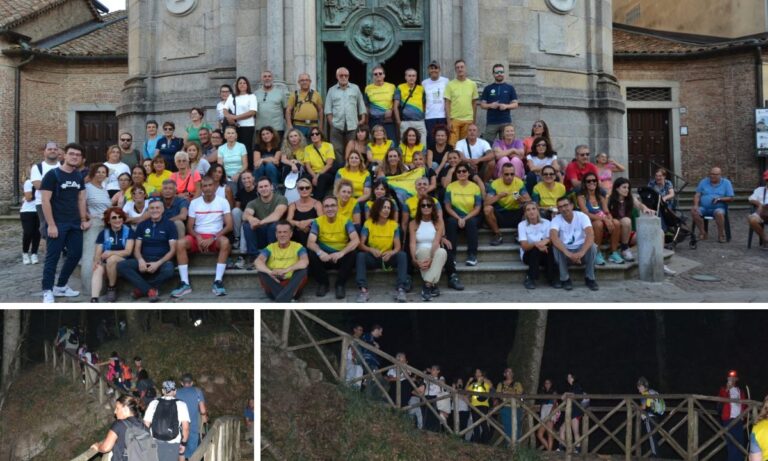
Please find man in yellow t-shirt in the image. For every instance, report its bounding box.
[364,65,398,142]
[394,68,427,144]
[254,220,309,302]
[466,368,493,444]
[285,73,324,139]
[306,195,360,299]
[444,59,478,145]
[484,163,530,245]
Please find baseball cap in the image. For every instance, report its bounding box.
[162,380,176,393]
[181,373,194,383]
[428,60,440,68]
[762,170,768,180]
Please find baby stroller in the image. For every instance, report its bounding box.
[637,187,692,249]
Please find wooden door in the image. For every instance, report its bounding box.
[78,112,118,167]
[627,109,670,186]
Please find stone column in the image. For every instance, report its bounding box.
[461,0,479,74]
[288,0,317,87]
[637,216,664,282]
[267,0,284,78]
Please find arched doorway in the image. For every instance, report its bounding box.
[317,1,429,92]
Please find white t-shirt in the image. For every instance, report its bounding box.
[104,161,131,191]
[422,76,449,120]
[224,93,258,127]
[144,396,192,444]
[550,211,592,251]
[31,161,58,205]
[21,179,37,213]
[526,154,558,171]
[729,387,742,418]
[123,200,148,219]
[517,218,552,258]
[85,183,112,218]
[749,186,768,205]
[216,100,227,124]
[194,158,211,176]
[189,195,231,234]
[456,137,493,160]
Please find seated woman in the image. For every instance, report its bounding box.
[111,173,133,208]
[355,197,408,303]
[595,152,626,192]
[647,168,676,209]
[280,128,307,181]
[522,120,551,155]
[493,124,526,180]
[253,126,282,186]
[577,172,620,265]
[170,151,202,200]
[90,207,135,303]
[335,150,371,205]
[531,165,565,220]
[376,148,408,178]
[126,165,155,201]
[437,150,486,203]
[207,163,236,208]
[345,126,370,163]
[607,177,655,262]
[410,151,437,195]
[185,140,211,176]
[525,136,560,194]
[146,155,172,192]
[409,196,448,301]
[427,125,452,174]
[335,179,358,223]
[122,184,150,228]
[304,128,336,200]
[399,127,424,168]
[518,201,556,289]
[286,178,323,247]
[366,124,394,173]
[444,161,482,269]
[354,178,399,231]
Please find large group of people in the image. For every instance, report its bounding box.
[27,58,754,303]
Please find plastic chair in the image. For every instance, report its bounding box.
[747,205,766,248]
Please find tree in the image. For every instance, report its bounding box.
[125,310,142,338]
[507,310,548,396]
[2,310,21,384]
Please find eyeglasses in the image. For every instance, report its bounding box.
[541,172,556,177]
[120,138,132,142]
[373,72,383,76]
[310,132,321,136]
[585,179,598,184]
[338,74,349,77]
[298,186,311,191]
[578,153,590,157]
[533,124,543,128]
[456,169,469,174]
[110,215,124,220]
[420,203,434,208]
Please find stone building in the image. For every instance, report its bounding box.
[0,0,127,213]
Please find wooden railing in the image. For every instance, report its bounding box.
[42,342,243,461]
[278,310,763,461]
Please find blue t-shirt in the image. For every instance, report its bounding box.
[156,137,184,172]
[135,218,178,262]
[176,386,206,433]
[481,82,518,125]
[696,177,734,209]
[40,167,85,224]
[144,137,160,160]
[244,406,254,421]
[162,197,189,220]
[95,226,136,251]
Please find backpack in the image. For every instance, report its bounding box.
[103,226,130,251]
[123,419,159,461]
[107,359,122,382]
[144,383,157,400]
[121,363,133,381]
[151,399,180,441]
[292,89,317,118]
[31,162,43,195]
[649,389,665,415]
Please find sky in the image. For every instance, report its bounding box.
[100,0,126,12]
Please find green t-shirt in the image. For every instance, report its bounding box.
[245,193,288,219]
[445,79,479,121]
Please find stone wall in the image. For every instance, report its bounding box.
[0,38,18,213]
[615,52,761,189]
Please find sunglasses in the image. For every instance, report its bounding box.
[420,203,434,208]
[163,128,174,131]
[585,179,598,184]
[110,215,124,220]
[578,153,590,157]
[503,173,515,177]
[456,169,469,174]
[120,138,132,142]
[310,132,321,136]
[493,71,504,75]
[298,186,311,191]
[541,172,556,177]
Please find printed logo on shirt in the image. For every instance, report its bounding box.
[144,228,151,236]
[60,181,81,190]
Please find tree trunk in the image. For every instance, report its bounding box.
[125,310,141,338]
[507,310,548,395]
[2,311,22,385]
[654,311,669,391]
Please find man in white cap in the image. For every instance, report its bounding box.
[144,380,191,461]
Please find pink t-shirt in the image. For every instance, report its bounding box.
[493,139,525,179]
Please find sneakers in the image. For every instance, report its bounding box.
[404,275,413,293]
[448,274,464,291]
[523,276,536,290]
[421,285,432,301]
[595,252,606,266]
[430,285,440,298]
[316,284,329,297]
[585,278,599,291]
[147,288,160,303]
[131,288,144,299]
[212,280,227,296]
[53,285,80,297]
[608,251,625,264]
[395,288,407,303]
[30,254,39,264]
[562,279,573,291]
[105,286,117,303]
[489,234,503,246]
[170,282,192,298]
[90,297,99,303]
[663,265,677,276]
[551,279,563,289]
[622,248,635,261]
[356,290,369,303]
[22,253,31,265]
[42,290,54,303]
[233,256,247,270]
[335,285,346,299]
[465,254,478,266]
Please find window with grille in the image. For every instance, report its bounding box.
[626,87,672,102]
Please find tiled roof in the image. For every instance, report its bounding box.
[0,0,100,30]
[48,10,126,56]
[613,23,768,57]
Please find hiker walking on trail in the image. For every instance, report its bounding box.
[144,380,191,461]
[92,394,158,461]
[176,373,209,459]
[637,376,665,457]
[719,370,748,461]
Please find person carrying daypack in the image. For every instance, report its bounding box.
[637,376,664,457]
[91,394,159,461]
[143,380,191,461]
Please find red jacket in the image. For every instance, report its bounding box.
[718,386,746,420]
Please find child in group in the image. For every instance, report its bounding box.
[20,168,40,265]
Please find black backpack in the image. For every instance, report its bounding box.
[151,399,180,441]
[123,419,159,461]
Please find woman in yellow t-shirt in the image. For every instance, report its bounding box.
[280,128,307,176]
[334,180,357,223]
[366,124,393,168]
[399,127,424,167]
[335,151,371,203]
[305,129,336,199]
[356,197,408,303]
[445,161,483,271]
[532,164,566,220]
[146,155,172,192]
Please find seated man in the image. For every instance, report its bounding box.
[455,124,495,182]
[549,196,599,291]
[563,145,599,192]
[307,195,360,299]
[232,170,259,253]
[117,199,177,302]
[747,170,768,249]
[160,179,189,239]
[172,175,233,298]
[691,166,733,243]
[242,176,288,266]
[254,220,309,302]
[484,162,529,246]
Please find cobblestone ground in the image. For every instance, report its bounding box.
[1,209,766,304]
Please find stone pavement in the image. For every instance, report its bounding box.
[0,209,765,304]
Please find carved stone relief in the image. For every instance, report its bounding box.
[323,0,365,27]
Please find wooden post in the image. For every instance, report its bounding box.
[44,343,49,364]
[687,396,696,461]
[339,337,349,383]
[53,345,57,370]
[635,410,642,457]
[582,415,590,454]
[527,404,535,448]
[72,356,78,382]
[626,398,633,461]
[281,310,291,348]
[396,372,402,408]
[99,377,105,404]
[84,363,90,393]
[511,398,518,447]
[565,397,573,459]
[453,393,460,434]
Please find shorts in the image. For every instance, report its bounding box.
[185,233,220,253]
[540,403,554,420]
[698,206,726,218]
[750,212,766,224]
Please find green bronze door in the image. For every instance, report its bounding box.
[318,0,429,92]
